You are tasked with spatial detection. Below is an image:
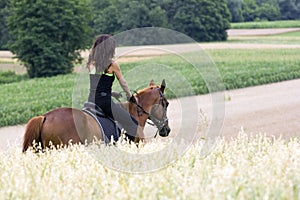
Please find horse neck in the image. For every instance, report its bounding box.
[120,102,129,112]
[122,87,160,126]
[133,89,158,126]
[120,101,144,125]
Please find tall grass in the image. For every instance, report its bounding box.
[1,132,299,199]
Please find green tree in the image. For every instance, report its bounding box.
[90,0,230,42]
[226,0,244,22]
[279,0,300,20]
[242,0,258,21]
[90,0,169,45]
[90,0,121,35]
[256,3,280,21]
[7,0,93,78]
[117,0,167,31]
[170,0,231,42]
[0,0,11,50]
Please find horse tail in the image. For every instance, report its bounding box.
[22,116,45,152]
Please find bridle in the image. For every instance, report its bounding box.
[132,89,169,137]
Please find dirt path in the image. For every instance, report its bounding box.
[166,78,300,141]
[222,79,300,139]
[0,125,25,151]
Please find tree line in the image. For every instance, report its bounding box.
[227,0,300,22]
[0,0,230,78]
[0,0,299,78]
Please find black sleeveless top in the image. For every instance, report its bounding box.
[88,73,115,103]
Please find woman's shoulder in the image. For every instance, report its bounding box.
[111,61,119,67]
[110,61,121,71]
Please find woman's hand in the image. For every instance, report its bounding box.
[128,95,137,104]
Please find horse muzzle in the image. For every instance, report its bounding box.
[159,125,171,137]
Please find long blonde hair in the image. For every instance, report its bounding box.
[86,34,116,73]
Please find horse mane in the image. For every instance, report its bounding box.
[137,85,160,96]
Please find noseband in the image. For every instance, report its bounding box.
[133,89,169,136]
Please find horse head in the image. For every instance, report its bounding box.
[134,80,171,137]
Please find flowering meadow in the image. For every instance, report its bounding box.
[0,132,299,200]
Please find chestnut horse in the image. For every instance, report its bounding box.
[22,80,170,152]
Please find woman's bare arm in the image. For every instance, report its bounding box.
[111,62,132,98]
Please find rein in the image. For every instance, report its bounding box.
[132,90,168,137]
[132,91,150,116]
[114,88,168,137]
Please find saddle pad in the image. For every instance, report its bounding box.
[97,115,119,142]
[82,108,120,144]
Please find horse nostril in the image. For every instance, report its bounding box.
[159,126,170,137]
[167,127,171,134]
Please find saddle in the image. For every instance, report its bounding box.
[82,102,121,144]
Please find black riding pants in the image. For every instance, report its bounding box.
[95,96,138,139]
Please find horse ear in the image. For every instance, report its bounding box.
[161,79,166,93]
[150,79,155,86]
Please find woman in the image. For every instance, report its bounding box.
[86,34,139,141]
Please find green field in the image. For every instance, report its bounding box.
[1,22,300,127]
[231,20,300,29]
[228,31,300,45]
[1,47,300,127]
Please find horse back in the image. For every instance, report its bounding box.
[41,108,102,147]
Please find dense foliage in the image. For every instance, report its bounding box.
[167,0,230,42]
[0,0,231,77]
[6,0,93,78]
[91,0,231,42]
[0,0,10,50]
[0,0,300,78]
[226,0,300,22]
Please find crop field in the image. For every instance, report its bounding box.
[228,31,300,45]
[1,47,300,127]
[231,20,300,29]
[0,132,299,199]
